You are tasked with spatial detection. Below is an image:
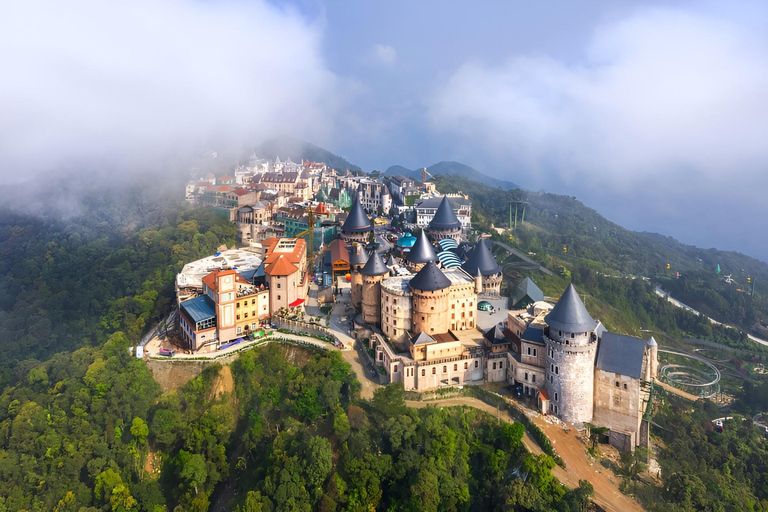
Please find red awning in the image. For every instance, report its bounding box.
[288,298,305,308]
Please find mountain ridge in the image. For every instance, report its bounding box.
[385,161,518,190]
[251,135,361,172]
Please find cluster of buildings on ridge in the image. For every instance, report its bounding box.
[185,157,472,250]
[178,156,658,451]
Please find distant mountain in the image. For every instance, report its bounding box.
[251,135,361,172]
[384,161,518,190]
[384,165,413,177]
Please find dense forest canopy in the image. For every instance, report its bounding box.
[0,176,235,384]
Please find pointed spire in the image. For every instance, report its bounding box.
[647,336,658,346]
[348,243,369,266]
[545,284,596,333]
[461,239,501,276]
[361,251,389,276]
[409,261,451,292]
[342,197,373,233]
[406,230,438,264]
[429,196,461,230]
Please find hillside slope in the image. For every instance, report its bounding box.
[433,174,768,336]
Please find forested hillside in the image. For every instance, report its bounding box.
[0,177,235,384]
[434,175,768,342]
[0,339,595,511]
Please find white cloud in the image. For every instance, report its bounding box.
[371,44,397,66]
[427,8,768,195]
[0,0,341,177]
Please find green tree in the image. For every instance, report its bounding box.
[177,450,207,495]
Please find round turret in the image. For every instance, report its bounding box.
[646,336,658,381]
[348,244,369,309]
[544,284,598,426]
[409,261,451,335]
[341,197,373,244]
[361,252,389,325]
[461,239,503,296]
[406,231,438,272]
[427,196,462,242]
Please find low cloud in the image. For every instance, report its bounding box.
[0,0,340,178]
[426,7,768,256]
[371,44,397,66]
[428,8,768,193]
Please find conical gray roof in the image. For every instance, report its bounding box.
[484,323,508,345]
[461,239,501,276]
[342,197,373,233]
[647,336,658,347]
[409,261,451,292]
[361,251,389,276]
[406,231,438,264]
[429,196,461,230]
[348,244,369,266]
[386,255,397,267]
[545,284,596,333]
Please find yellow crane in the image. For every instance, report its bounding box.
[294,204,316,273]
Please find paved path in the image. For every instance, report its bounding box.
[655,286,768,347]
[407,396,644,512]
[489,240,554,276]
[147,332,338,360]
[654,380,700,402]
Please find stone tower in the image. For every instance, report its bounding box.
[427,196,462,242]
[645,336,658,381]
[544,283,598,426]
[474,266,483,294]
[341,197,373,244]
[361,252,390,325]
[406,230,438,273]
[348,243,368,310]
[409,261,451,335]
[461,239,503,297]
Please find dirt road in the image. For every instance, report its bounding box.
[407,397,644,512]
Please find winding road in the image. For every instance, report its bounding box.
[406,396,643,512]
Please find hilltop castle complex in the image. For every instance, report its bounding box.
[342,196,656,451]
[180,159,657,451]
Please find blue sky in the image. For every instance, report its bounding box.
[1,1,767,261]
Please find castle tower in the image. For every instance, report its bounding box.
[474,267,483,294]
[214,270,237,343]
[341,197,373,244]
[361,252,390,325]
[409,261,451,335]
[348,243,369,309]
[406,230,438,273]
[543,284,598,426]
[427,196,462,242]
[461,239,503,296]
[646,336,658,381]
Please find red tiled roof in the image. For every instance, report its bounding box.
[202,271,217,291]
[265,255,298,276]
[539,389,550,401]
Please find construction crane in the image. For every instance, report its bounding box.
[422,167,435,183]
[294,204,316,274]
